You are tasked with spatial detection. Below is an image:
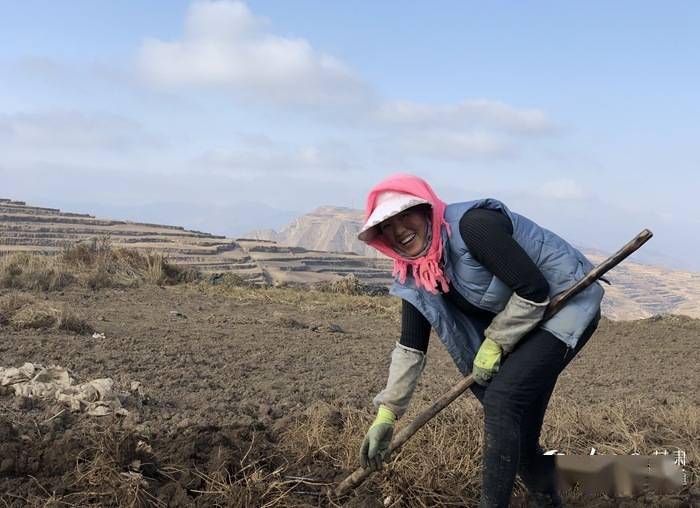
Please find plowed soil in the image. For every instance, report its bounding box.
[0,284,698,507]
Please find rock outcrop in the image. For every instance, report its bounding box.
[249,206,381,258]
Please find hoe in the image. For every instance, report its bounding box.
[336,229,653,497]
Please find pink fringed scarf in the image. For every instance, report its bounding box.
[363,174,452,294]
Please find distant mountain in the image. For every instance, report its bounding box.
[247,205,700,320]
[247,206,382,258]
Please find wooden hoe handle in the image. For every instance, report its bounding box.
[335,229,653,497]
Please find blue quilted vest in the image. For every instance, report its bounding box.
[390,199,604,376]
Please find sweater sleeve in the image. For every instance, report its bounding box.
[459,208,549,303]
[398,299,431,353]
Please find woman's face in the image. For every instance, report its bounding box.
[378,206,430,257]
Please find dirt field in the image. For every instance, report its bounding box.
[1,283,698,507]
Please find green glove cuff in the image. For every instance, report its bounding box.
[372,405,396,427]
[474,338,502,370]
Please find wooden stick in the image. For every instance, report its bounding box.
[335,229,653,497]
[543,229,653,321]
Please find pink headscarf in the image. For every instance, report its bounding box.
[363,174,451,294]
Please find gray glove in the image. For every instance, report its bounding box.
[485,292,550,353]
[372,343,426,418]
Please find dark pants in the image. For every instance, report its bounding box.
[469,311,601,508]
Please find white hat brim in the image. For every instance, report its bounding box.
[357,194,429,242]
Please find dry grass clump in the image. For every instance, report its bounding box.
[284,399,485,506]
[281,396,698,506]
[0,292,93,333]
[55,425,164,507]
[203,282,400,319]
[9,302,60,329]
[0,292,35,325]
[316,274,389,297]
[179,453,298,507]
[543,396,699,482]
[62,237,199,289]
[208,272,255,288]
[0,252,76,291]
[0,237,199,291]
[58,308,95,334]
[317,274,365,296]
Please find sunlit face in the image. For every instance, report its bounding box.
[378,206,431,257]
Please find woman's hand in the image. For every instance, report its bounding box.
[359,405,396,471]
[472,338,502,386]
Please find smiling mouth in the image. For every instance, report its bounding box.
[399,233,416,246]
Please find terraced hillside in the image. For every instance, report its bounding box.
[0,199,392,287]
[235,238,392,285]
[5,198,699,319]
[587,252,700,320]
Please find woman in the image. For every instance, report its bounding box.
[357,174,603,508]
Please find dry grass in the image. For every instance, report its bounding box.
[41,426,166,507]
[58,309,95,335]
[316,274,365,296]
[0,292,35,325]
[202,283,401,319]
[181,452,300,507]
[2,397,697,507]
[0,237,199,292]
[283,399,487,506]
[208,272,256,289]
[9,303,59,329]
[0,292,92,334]
[314,274,389,298]
[280,397,699,506]
[0,253,76,291]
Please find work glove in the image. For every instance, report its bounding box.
[472,337,502,386]
[485,292,550,354]
[372,343,426,418]
[359,405,396,471]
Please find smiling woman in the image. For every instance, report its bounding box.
[355,173,605,507]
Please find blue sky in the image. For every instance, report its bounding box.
[1,1,699,270]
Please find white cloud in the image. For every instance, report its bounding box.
[138,0,370,106]
[133,1,560,163]
[536,179,589,200]
[394,130,514,160]
[376,99,555,134]
[0,111,153,151]
[197,138,359,175]
[370,99,555,161]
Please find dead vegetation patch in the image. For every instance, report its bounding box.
[207,272,256,289]
[281,398,699,507]
[9,303,59,329]
[0,237,200,291]
[202,282,400,320]
[315,274,389,297]
[57,308,95,334]
[0,292,92,333]
[0,253,76,291]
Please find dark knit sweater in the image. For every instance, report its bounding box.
[399,208,549,352]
